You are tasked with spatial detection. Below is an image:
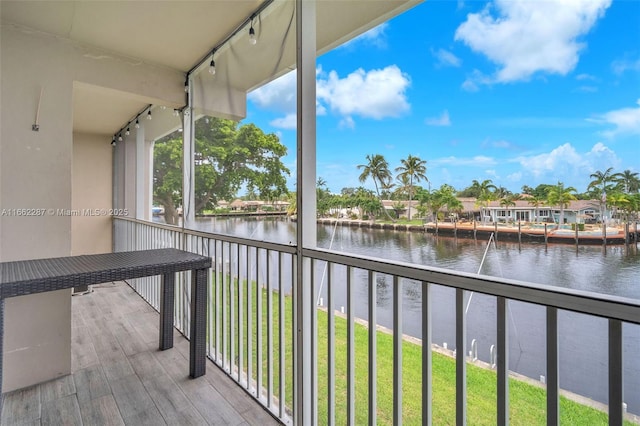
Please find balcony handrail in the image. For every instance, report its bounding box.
[303,247,640,325]
[116,216,297,255]
[116,217,640,324]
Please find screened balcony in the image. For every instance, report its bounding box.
[1,1,639,425]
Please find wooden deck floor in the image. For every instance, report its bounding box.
[1,281,281,425]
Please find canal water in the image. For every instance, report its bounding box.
[186,216,640,414]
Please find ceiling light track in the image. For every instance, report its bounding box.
[187,0,274,78]
[111,104,152,146]
[113,0,274,144]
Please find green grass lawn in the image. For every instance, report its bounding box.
[209,278,632,425]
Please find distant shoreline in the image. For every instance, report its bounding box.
[316,217,640,246]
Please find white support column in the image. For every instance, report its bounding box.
[295,0,317,424]
[182,86,195,229]
[112,141,121,211]
[146,140,155,222]
[135,123,146,220]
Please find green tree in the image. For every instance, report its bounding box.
[521,185,534,196]
[357,154,395,221]
[153,138,184,224]
[607,192,630,223]
[432,184,461,220]
[527,194,546,223]
[494,186,512,198]
[316,177,331,217]
[395,155,428,220]
[153,117,289,224]
[546,182,577,225]
[531,184,555,199]
[588,168,618,224]
[614,169,640,194]
[470,179,497,223]
[500,194,521,223]
[458,179,496,199]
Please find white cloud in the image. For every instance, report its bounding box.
[575,86,598,93]
[432,155,497,167]
[513,142,621,181]
[340,23,389,49]
[339,116,355,129]
[425,110,452,126]
[612,56,640,75]
[576,73,597,81]
[251,65,410,129]
[269,113,297,130]
[593,99,640,138]
[485,169,499,178]
[507,172,522,182]
[317,65,411,121]
[248,70,296,112]
[515,143,584,177]
[454,0,611,84]
[432,48,462,68]
[461,69,492,92]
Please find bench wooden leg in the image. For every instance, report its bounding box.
[159,273,175,350]
[190,268,207,378]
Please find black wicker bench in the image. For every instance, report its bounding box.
[0,248,211,410]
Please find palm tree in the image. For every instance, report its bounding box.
[286,191,297,216]
[546,182,577,226]
[613,169,640,194]
[471,179,497,223]
[500,194,521,223]
[494,186,512,199]
[432,184,462,221]
[358,154,394,221]
[527,195,546,223]
[394,174,411,201]
[589,168,617,223]
[395,155,428,220]
[607,192,630,223]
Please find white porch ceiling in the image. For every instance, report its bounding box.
[1,0,421,136]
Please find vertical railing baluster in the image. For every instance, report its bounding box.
[311,258,318,425]
[327,263,335,426]
[456,288,467,425]
[609,319,623,426]
[238,244,245,384]
[247,247,253,392]
[208,239,215,356]
[257,249,263,400]
[547,306,559,425]
[278,252,286,418]
[234,243,240,381]
[393,276,403,426]
[222,242,228,369]
[215,240,221,363]
[347,266,355,426]
[230,243,236,375]
[267,250,274,408]
[497,297,509,425]
[292,253,298,424]
[422,281,432,426]
[368,270,377,426]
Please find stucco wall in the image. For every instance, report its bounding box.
[0,23,182,391]
[72,132,113,255]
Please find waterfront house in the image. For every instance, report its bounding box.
[1,1,637,425]
[483,199,603,224]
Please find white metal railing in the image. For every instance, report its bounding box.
[114,217,640,425]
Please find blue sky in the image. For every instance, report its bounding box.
[246,0,640,195]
